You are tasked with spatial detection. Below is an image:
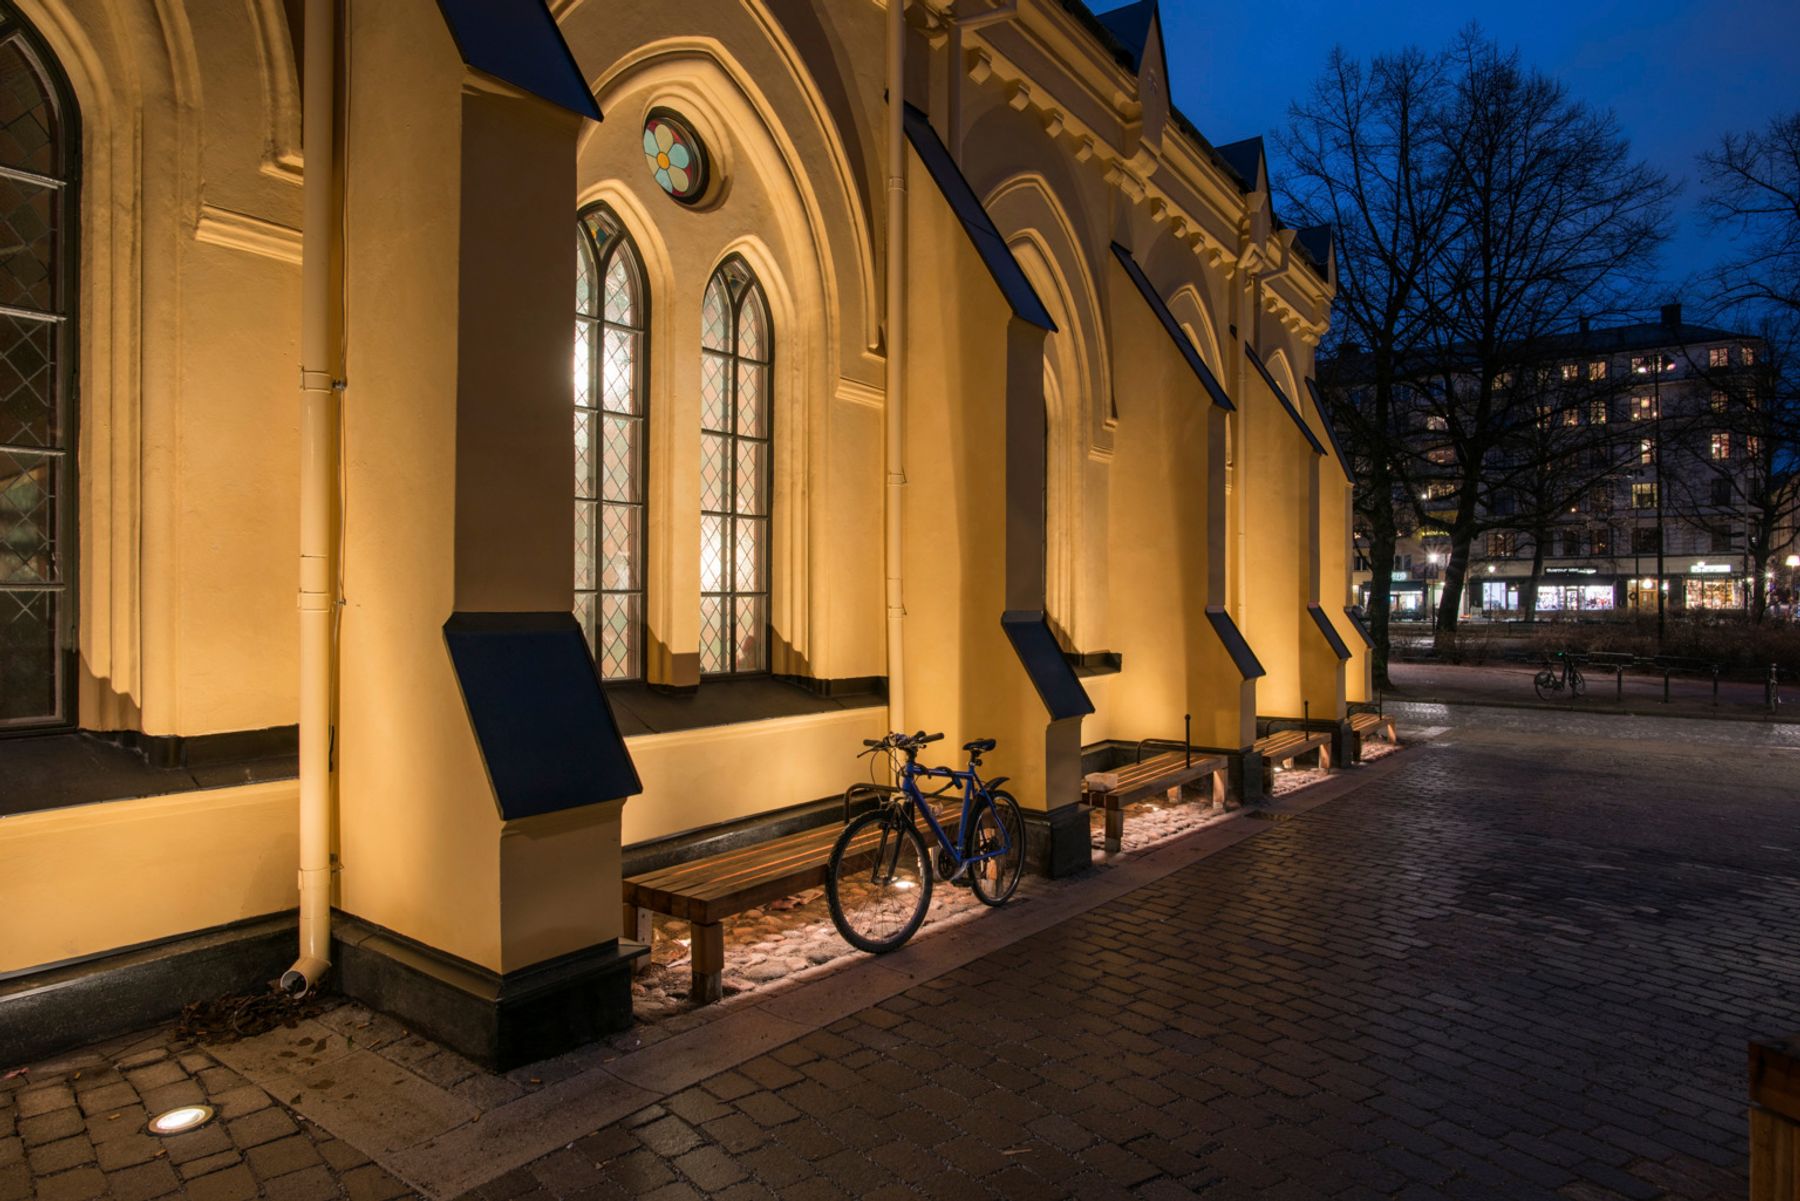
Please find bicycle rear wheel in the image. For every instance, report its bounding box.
[1569,669,1585,697]
[826,809,932,953]
[1534,669,1557,699]
[968,791,1025,907]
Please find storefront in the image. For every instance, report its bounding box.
[1684,567,1745,610]
[1478,579,1617,613]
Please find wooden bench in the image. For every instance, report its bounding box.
[1348,712,1397,760]
[1082,750,1227,853]
[622,798,960,1004]
[1253,729,1332,790]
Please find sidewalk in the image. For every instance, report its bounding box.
[1387,659,1794,722]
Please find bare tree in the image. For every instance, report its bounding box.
[1413,30,1675,639]
[1693,114,1800,622]
[1282,46,1455,685]
[1698,113,1800,321]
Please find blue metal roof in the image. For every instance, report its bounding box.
[1205,607,1265,681]
[1304,377,1356,483]
[1308,604,1352,661]
[1245,344,1326,456]
[1110,243,1234,412]
[904,104,1057,333]
[444,612,641,819]
[434,0,601,121]
[1001,611,1095,720]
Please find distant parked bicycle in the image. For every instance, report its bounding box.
[1534,651,1586,701]
[825,731,1024,953]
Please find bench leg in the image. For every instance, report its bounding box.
[1211,768,1227,810]
[1350,731,1365,764]
[1383,718,1397,744]
[691,922,724,1004]
[1262,761,1276,793]
[623,903,654,976]
[1103,807,1123,854]
[1318,743,1332,773]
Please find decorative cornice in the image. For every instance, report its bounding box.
[193,204,302,265]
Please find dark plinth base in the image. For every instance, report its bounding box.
[332,916,644,1071]
[1228,748,1265,804]
[0,913,298,1067]
[1022,803,1092,878]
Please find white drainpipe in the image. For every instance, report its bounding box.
[283,0,339,996]
[884,0,908,735]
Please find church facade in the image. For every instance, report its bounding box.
[0,0,1360,1066]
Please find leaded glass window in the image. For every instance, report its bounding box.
[574,204,647,680]
[0,5,75,730]
[699,259,770,676]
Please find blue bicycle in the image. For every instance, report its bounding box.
[825,731,1025,953]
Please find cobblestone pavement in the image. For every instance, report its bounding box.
[0,1026,412,1201]
[461,707,1800,1200]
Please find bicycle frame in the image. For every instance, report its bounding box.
[892,755,1012,872]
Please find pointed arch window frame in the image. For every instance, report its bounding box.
[698,256,772,678]
[574,202,649,682]
[0,2,80,734]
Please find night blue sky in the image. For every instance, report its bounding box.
[1158,0,1800,307]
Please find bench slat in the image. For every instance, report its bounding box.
[624,800,961,927]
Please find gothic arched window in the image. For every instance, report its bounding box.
[574,203,647,680]
[698,258,770,676]
[0,5,77,729]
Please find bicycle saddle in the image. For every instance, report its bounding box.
[963,738,996,754]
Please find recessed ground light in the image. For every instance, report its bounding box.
[147,1105,215,1136]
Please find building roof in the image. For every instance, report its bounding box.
[1111,242,1234,411]
[1325,309,1764,377]
[904,104,1058,332]
[1246,344,1327,456]
[1093,0,1159,72]
[433,0,601,121]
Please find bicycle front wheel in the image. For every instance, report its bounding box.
[1569,669,1585,697]
[826,809,932,953]
[1534,669,1557,699]
[968,791,1026,907]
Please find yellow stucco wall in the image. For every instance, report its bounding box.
[0,783,296,975]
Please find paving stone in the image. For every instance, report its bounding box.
[341,1162,413,1201]
[17,1107,83,1146]
[186,1162,258,1201]
[227,1104,298,1149]
[34,1165,108,1201]
[246,1133,323,1179]
[262,1163,342,1201]
[16,1085,75,1118]
[180,1150,244,1180]
[26,1134,93,1175]
[103,1157,180,1201]
[94,1131,160,1171]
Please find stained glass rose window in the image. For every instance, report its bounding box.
[642,109,707,204]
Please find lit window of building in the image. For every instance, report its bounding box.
[699,257,773,676]
[1710,432,1731,460]
[1632,483,1658,509]
[1588,360,1607,380]
[1709,346,1729,368]
[1639,438,1655,466]
[574,204,648,680]
[1590,398,1609,424]
[1743,345,1757,366]
[1486,531,1516,557]
[1631,395,1658,420]
[1711,390,1728,413]
[1560,363,1579,381]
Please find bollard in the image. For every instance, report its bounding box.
[1184,713,1192,768]
[1713,666,1720,707]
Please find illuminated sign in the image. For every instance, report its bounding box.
[1688,563,1732,575]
